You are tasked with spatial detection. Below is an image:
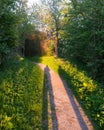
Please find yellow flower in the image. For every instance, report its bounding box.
[83,82,87,87]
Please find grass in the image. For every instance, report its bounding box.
[0,57,44,129]
[30,56,104,129]
[29,56,59,72]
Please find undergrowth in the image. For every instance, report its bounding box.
[0,57,44,129]
[30,56,104,129]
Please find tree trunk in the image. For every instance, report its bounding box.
[55,29,59,57]
[0,53,2,64]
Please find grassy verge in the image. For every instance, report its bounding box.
[30,56,104,129]
[0,57,44,129]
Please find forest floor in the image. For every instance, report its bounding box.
[38,63,94,130]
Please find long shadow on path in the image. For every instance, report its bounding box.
[42,66,58,130]
[58,66,93,130]
[41,64,93,130]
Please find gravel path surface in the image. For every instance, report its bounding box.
[38,63,94,130]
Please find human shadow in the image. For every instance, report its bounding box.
[58,66,93,130]
[42,66,58,130]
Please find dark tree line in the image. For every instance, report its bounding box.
[59,0,104,81]
[0,0,18,62]
[0,0,36,63]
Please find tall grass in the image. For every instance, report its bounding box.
[0,57,44,129]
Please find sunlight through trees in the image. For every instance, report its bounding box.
[0,0,104,128]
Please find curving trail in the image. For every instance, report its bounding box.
[38,63,94,130]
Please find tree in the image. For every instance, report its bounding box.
[0,0,19,62]
[12,0,38,57]
[62,0,104,80]
[46,0,62,56]
[32,0,69,57]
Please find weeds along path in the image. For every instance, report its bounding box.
[37,63,94,130]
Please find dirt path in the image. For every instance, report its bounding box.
[38,63,94,130]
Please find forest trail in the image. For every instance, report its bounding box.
[38,63,94,130]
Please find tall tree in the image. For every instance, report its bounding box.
[32,0,69,57]
[16,0,36,56]
[62,0,104,80]
[46,0,61,57]
[17,1,34,45]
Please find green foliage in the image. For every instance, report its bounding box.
[0,0,19,60]
[0,0,36,62]
[17,0,36,47]
[59,0,104,81]
[0,57,44,129]
[31,56,104,129]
